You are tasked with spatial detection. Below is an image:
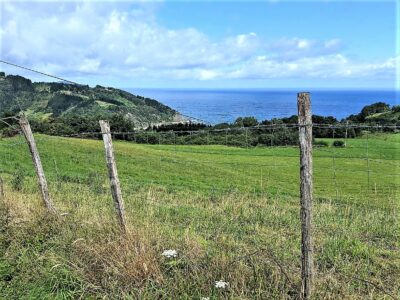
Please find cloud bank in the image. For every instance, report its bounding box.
[0,1,397,87]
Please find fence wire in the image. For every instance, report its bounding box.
[0,122,398,214]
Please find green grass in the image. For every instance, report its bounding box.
[0,133,399,299]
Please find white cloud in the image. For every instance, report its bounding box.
[0,1,396,85]
[79,58,101,73]
[297,39,310,49]
[223,54,397,80]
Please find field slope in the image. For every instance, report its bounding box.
[0,133,399,299]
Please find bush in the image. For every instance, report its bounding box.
[332,140,345,147]
[234,117,258,127]
[314,140,329,147]
[257,134,274,146]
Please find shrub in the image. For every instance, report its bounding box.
[146,134,159,145]
[258,133,274,146]
[332,140,345,147]
[234,117,258,127]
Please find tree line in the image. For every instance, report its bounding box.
[1,102,398,147]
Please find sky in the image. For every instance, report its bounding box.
[0,0,398,89]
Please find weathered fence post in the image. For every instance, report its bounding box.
[99,120,127,232]
[297,92,314,299]
[19,115,56,213]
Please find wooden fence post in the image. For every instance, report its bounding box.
[99,120,127,232]
[19,116,56,213]
[297,92,314,299]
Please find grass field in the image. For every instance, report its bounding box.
[0,133,399,299]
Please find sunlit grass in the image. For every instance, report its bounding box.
[0,133,399,299]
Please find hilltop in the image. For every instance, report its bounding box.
[0,72,184,133]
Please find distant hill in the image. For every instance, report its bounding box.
[345,102,400,124]
[0,72,398,138]
[0,72,185,133]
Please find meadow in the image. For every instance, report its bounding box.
[0,133,399,299]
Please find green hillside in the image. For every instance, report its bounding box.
[0,72,181,130]
[0,133,398,299]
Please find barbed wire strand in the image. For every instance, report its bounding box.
[0,60,80,85]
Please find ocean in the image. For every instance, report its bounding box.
[127,89,399,124]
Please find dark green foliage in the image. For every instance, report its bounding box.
[312,115,337,124]
[47,94,84,116]
[84,100,397,148]
[234,116,258,127]
[7,75,34,92]
[30,114,103,136]
[332,140,345,147]
[347,102,392,123]
[0,72,177,134]
[213,122,230,129]
[152,123,207,132]
[360,102,390,120]
[121,126,299,148]
[48,82,89,93]
[144,97,174,114]
[261,115,298,125]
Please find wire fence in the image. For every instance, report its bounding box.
[1,119,398,204]
[0,113,399,299]
[1,62,399,297]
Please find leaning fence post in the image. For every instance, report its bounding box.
[99,120,127,232]
[19,115,56,213]
[297,92,314,299]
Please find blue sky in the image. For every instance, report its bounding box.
[158,1,395,60]
[0,0,398,89]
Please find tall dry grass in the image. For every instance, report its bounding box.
[0,179,398,299]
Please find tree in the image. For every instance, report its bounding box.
[359,102,390,121]
[234,116,258,127]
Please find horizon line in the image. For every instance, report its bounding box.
[123,87,400,91]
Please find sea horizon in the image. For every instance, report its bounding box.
[126,88,399,124]
[126,87,400,91]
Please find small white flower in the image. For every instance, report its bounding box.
[201,298,210,300]
[215,280,229,289]
[161,249,177,258]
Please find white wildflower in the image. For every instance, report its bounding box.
[201,298,210,300]
[161,249,178,258]
[215,280,229,289]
